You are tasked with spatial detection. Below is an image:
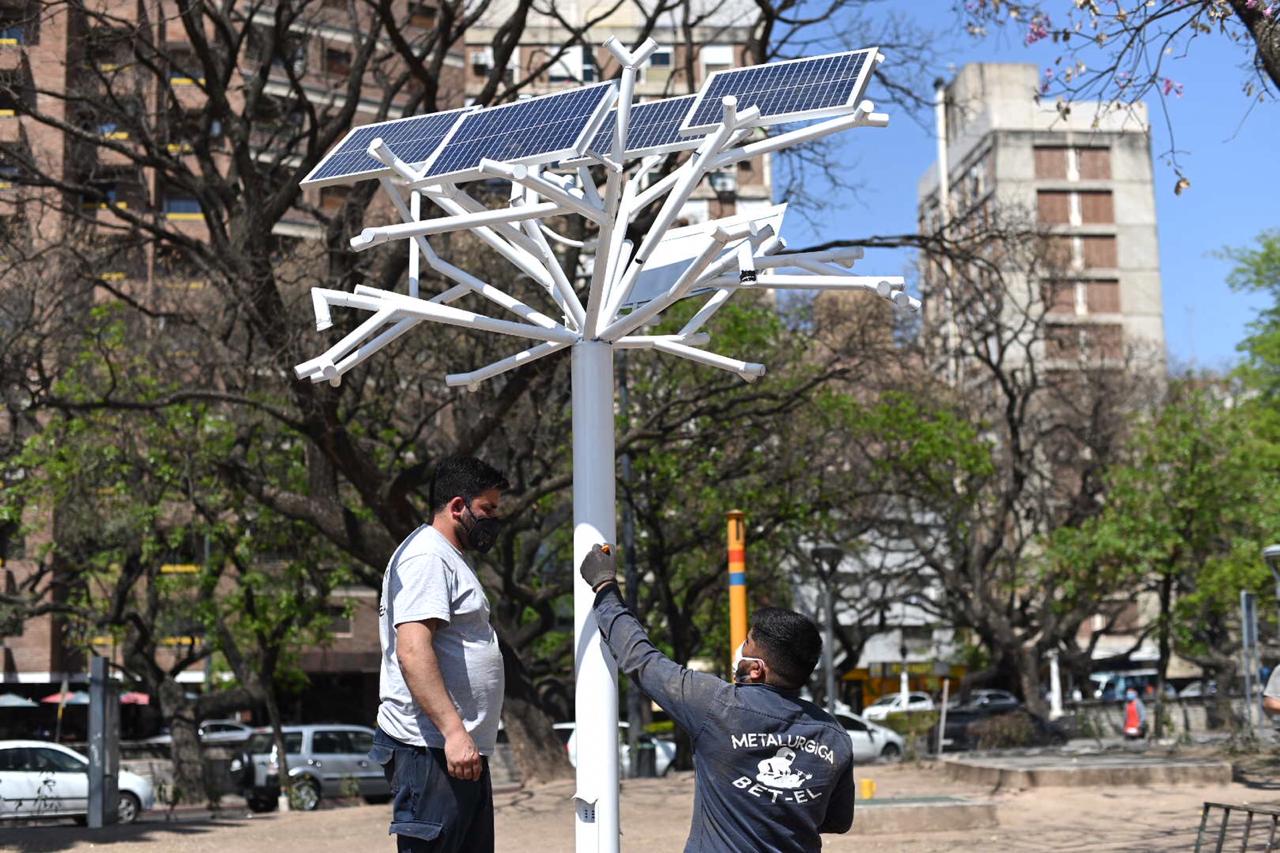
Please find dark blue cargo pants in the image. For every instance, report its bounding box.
[370,727,494,853]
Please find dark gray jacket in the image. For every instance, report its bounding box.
[593,584,854,852]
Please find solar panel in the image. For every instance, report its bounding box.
[422,83,615,182]
[301,108,472,188]
[587,95,701,159]
[680,48,878,134]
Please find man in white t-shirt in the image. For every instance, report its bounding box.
[369,456,509,853]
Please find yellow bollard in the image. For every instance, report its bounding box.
[858,778,876,800]
[727,510,748,656]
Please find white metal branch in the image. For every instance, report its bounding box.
[445,340,572,389]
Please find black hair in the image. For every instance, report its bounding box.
[429,456,510,516]
[749,607,823,690]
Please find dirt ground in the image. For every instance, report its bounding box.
[0,760,1273,852]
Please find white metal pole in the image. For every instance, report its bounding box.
[937,678,950,754]
[572,340,620,853]
[1049,650,1064,720]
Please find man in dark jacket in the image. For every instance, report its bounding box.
[580,544,854,852]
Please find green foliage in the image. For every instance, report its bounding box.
[0,307,347,703]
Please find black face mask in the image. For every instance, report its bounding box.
[460,505,503,554]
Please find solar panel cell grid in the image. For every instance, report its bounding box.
[682,49,875,132]
[589,95,699,156]
[302,109,469,186]
[424,83,614,180]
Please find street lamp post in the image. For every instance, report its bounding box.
[811,544,844,715]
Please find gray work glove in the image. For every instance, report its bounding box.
[579,543,617,591]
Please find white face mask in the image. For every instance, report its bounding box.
[731,640,766,684]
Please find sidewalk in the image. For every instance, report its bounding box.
[0,762,1267,852]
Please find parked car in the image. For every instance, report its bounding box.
[143,718,254,745]
[1179,680,1218,698]
[554,722,677,777]
[833,711,904,762]
[861,691,935,721]
[958,689,1020,713]
[233,724,387,812]
[196,719,254,743]
[0,740,155,824]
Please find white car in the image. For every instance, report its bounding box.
[555,722,677,777]
[833,711,905,762]
[861,691,935,721]
[0,740,155,823]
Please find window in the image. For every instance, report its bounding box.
[162,180,201,217]
[650,48,672,68]
[1034,146,1068,180]
[700,44,734,79]
[1081,235,1117,268]
[408,3,437,27]
[836,714,867,732]
[1078,191,1114,225]
[0,2,35,46]
[1086,279,1120,313]
[549,45,583,84]
[32,748,86,773]
[283,733,303,754]
[324,48,351,77]
[0,748,23,771]
[311,730,350,754]
[1077,147,1111,180]
[167,49,203,85]
[1036,191,1070,225]
[1042,281,1077,315]
[470,47,493,75]
[582,48,598,83]
[320,185,348,214]
[348,731,373,753]
[327,604,352,636]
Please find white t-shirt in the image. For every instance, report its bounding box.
[376,525,505,755]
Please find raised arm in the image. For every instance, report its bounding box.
[581,544,728,739]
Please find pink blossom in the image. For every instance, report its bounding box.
[1161,77,1184,97]
[1025,15,1051,45]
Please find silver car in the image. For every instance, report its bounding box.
[233,724,388,812]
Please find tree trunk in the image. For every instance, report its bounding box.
[263,687,292,802]
[1015,646,1050,717]
[1153,572,1173,739]
[499,639,572,785]
[1230,0,1280,92]
[159,679,216,807]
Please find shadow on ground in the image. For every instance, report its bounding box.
[0,814,266,852]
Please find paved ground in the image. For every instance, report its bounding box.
[1,760,1275,852]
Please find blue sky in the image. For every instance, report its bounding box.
[783,1,1280,371]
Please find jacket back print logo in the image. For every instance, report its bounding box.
[730,733,832,805]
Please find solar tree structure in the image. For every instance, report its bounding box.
[294,39,916,852]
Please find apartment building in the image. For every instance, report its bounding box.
[0,1,463,714]
[918,62,1166,369]
[1,1,774,726]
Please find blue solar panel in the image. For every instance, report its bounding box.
[301,108,471,187]
[681,48,877,133]
[588,95,700,158]
[423,83,614,181]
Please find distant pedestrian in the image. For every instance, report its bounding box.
[370,456,510,853]
[1123,688,1147,739]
